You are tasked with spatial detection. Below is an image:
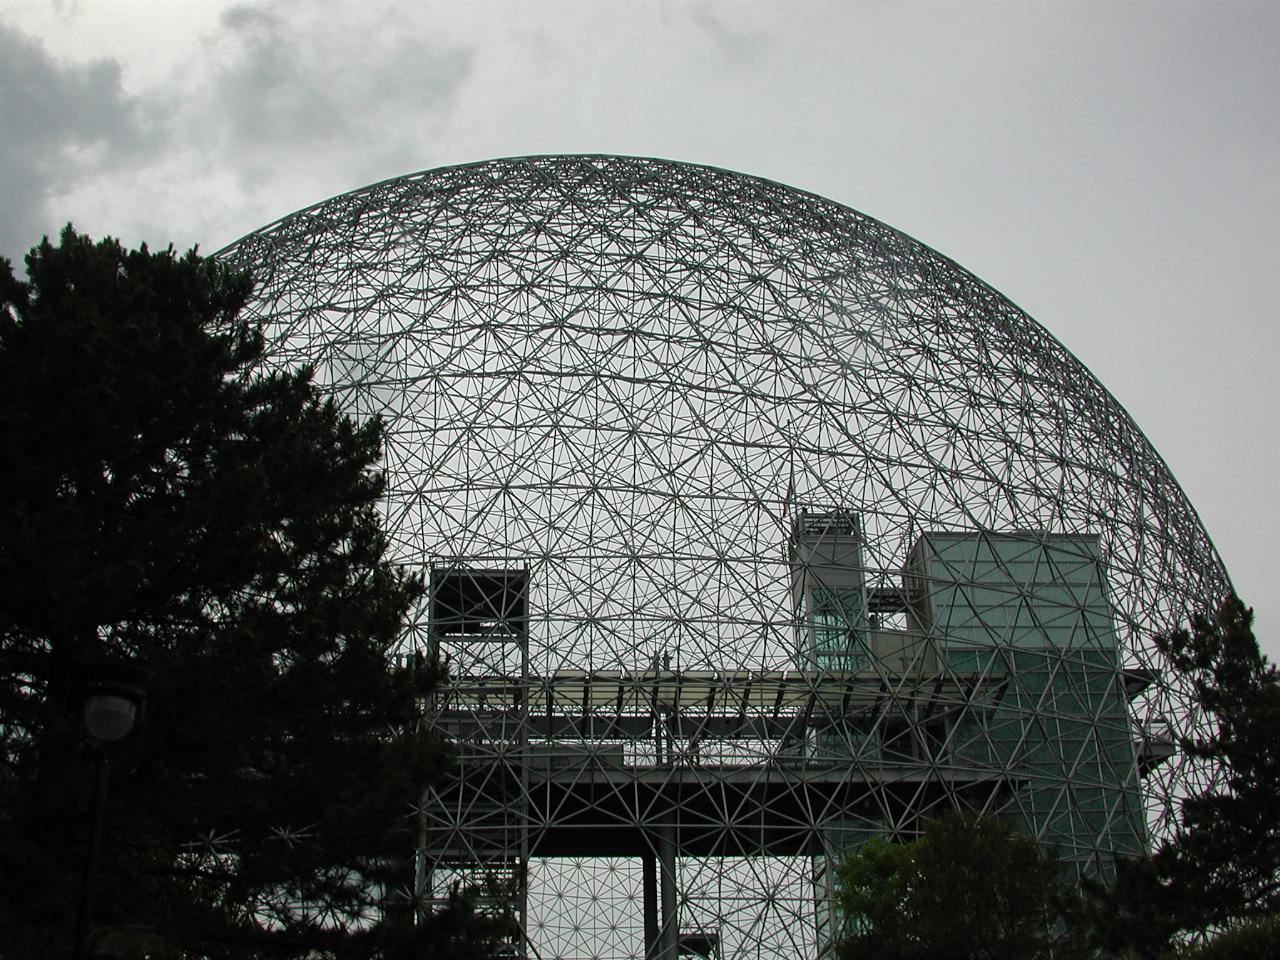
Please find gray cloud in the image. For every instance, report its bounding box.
[681,1,770,65]
[198,1,475,186]
[4,1,1277,653]
[0,20,160,263]
[0,1,475,263]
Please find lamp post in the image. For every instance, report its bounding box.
[74,670,147,960]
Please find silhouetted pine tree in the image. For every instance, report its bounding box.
[0,228,507,958]
[1158,598,1280,929]
[1090,597,1280,955]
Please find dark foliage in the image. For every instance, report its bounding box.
[0,229,506,957]
[1157,598,1280,929]
[1092,597,1280,955]
[835,812,1087,960]
[1164,915,1280,960]
[1085,854,1180,959]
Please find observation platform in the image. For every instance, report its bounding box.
[425,665,1016,859]
[437,662,1006,718]
[442,754,1014,858]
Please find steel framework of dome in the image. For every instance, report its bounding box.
[219,155,1230,960]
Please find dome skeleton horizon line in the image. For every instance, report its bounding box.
[220,154,1229,960]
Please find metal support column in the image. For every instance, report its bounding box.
[643,851,659,959]
[658,823,678,960]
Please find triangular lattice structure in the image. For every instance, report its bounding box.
[219,155,1229,959]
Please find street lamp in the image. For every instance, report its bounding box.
[82,681,146,745]
[75,668,147,960]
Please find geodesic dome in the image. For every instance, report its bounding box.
[219,155,1229,960]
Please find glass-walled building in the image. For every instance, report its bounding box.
[793,517,1148,946]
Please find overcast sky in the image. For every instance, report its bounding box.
[4,0,1277,651]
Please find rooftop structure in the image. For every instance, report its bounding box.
[219,155,1229,959]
